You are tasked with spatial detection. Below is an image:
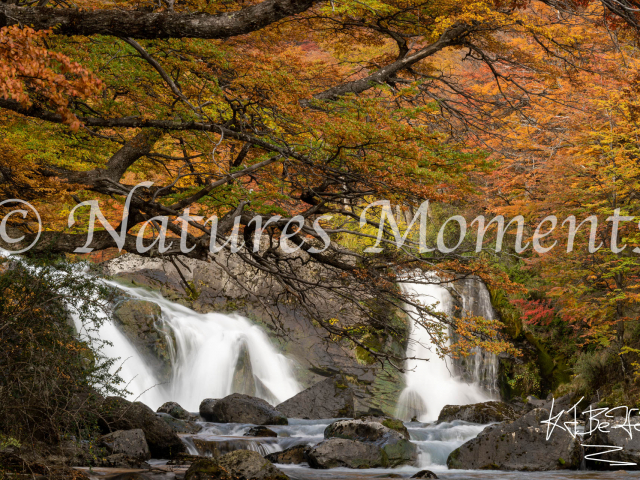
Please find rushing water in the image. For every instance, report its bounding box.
[0,249,301,411]
[88,282,302,411]
[396,280,494,423]
[180,417,487,471]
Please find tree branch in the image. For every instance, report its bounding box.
[0,0,319,39]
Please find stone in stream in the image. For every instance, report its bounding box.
[447,408,582,470]
[185,451,289,480]
[157,401,198,421]
[244,426,277,437]
[411,470,438,479]
[437,400,518,424]
[199,398,218,421]
[307,438,388,469]
[265,445,308,464]
[232,341,257,397]
[158,412,202,434]
[323,418,417,468]
[101,474,153,480]
[99,429,151,462]
[192,437,279,457]
[204,393,287,425]
[583,416,640,469]
[98,396,186,458]
[275,376,354,419]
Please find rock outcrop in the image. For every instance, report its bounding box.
[232,342,256,397]
[437,401,518,424]
[447,408,582,470]
[276,377,355,419]
[112,299,174,383]
[98,396,185,458]
[202,394,287,425]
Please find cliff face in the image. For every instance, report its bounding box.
[102,253,409,416]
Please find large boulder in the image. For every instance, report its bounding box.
[265,445,308,464]
[98,396,185,458]
[112,299,174,382]
[583,416,640,469]
[200,398,218,421]
[157,401,198,421]
[218,450,289,480]
[98,429,150,462]
[437,401,518,424]
[276,377,354,419]
[334,416,410,440]
[324,418,417,467]
[158,413,202,434]
[185,458,233,480]
[205,393,287,425]
[447,408,582,470]
[307,438,388,469]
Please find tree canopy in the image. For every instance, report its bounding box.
[3,0,640,362]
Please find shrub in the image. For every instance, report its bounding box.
[0,255,126,446]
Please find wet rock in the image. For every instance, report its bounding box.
[244,426,277,437]
[157,401,198,421]
[112,299,174,383]
[583,416,640,469]
[99,429,150,461]
[98,396,185,458]
[447,408,582,470]
[207,393,287,425]
[265,445,308,464]
[324,418,417,467]
[437,401,518,424]
[355,415,410,440]
[276,377,354,419]
[307,438,387,469]
[232,342,257,397]
[411,470,438,478]
[218,450,290,480]
[192,437,279,458]
[185,458,233,480]
[200,398,218,421]
[103,473,154,480]
[158,412,202,434]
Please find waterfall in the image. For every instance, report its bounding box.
[94,282,302,411]
[396,278,497,423]
[0,250,301,411]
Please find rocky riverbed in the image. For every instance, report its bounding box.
[40,382,640,480]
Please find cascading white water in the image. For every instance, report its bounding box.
[396,279,496,423]
[0,249,301,411]
[93,282,302,411]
